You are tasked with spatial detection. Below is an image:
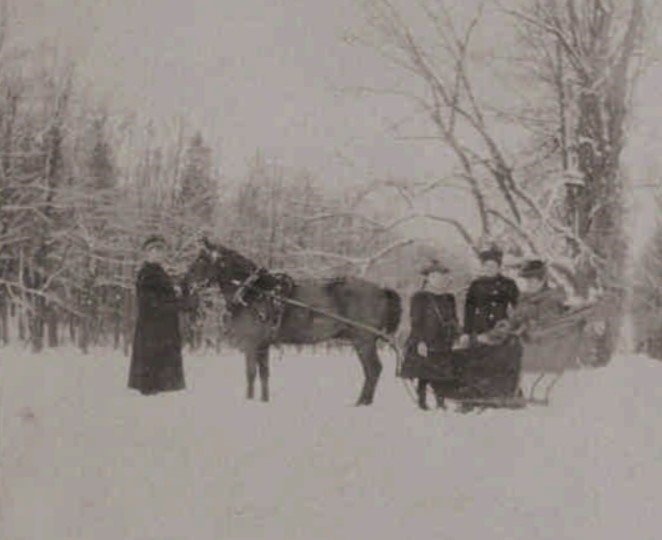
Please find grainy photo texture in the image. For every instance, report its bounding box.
[0,1,660,539]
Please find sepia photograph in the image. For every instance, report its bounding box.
[0,0,660,538]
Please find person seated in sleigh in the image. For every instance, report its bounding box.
[479,259,568,346]
[403,260,461,410]
[447,246,522,407]
[460,245,520,347]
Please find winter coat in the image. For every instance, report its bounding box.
[463,274,519,335]
[478,285,583,373]
[508,286,568,338]
[128,262,187,395]
[408,291,460,353]
[481,285,567,343]
[401,291,460,380]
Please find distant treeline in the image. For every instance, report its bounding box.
[0,37,461,353]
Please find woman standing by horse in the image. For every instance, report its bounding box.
[128,234,190,396]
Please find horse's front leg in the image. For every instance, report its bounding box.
[256,344,270,402]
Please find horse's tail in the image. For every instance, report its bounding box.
[381,288,402,335]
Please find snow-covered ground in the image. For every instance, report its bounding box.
[1,344,660,540]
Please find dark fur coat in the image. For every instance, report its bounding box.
[128,262,186,395]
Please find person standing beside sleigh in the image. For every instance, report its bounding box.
[128,234,189,396]
[406,261,461,410]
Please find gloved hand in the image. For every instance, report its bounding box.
[453,334,470,350]
[416,341,428,357]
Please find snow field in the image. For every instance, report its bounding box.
[1,345,660,539]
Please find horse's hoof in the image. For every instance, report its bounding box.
[457,404,476,414]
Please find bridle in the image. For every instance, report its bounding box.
[230,267,263,306]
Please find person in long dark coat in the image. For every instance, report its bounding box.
[462,246,519,341]
[405,261,460,410]
[128,234,187,395]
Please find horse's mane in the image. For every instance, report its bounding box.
[201,238,299,303]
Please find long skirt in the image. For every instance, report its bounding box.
[128,324,186,395]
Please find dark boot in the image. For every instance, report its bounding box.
[417,380,429,410]
[457,402,475,414]
[430,382,447,409]
[435,394,446,410]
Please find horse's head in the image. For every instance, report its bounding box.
[183,236,258,297]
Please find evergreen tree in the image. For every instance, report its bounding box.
[178,132,216,222]
[86,117,116,191]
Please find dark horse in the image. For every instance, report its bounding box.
[182,238,402,405]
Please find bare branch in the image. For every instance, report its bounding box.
[359,238,415,275]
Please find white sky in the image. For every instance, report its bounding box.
[10,0,448,184]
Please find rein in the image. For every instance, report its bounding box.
[229,278,405,374]
[237,280,395,343]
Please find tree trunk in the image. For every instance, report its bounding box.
[30,299,45,353]
[79,317,89,354]
[113,314,121,350]
[122,294,134,357]
[18,308,25,341]
[47,304,58,347]
[0,300,8,344]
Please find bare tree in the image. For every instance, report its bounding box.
[506,0,646,290]
[349,0,646,298]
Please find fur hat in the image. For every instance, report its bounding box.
[519,259,547,280]
[142,234,167,250]
[478,246,503,265]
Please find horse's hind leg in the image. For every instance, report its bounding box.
[352,337,382,406]
[256,344,270,402]
[245,349,257,400]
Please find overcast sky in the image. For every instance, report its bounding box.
[10,0,453,184]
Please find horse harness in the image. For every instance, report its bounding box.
[229,270,398,344]
[230,267,295,337]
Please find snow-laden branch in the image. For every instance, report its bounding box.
[302,212,384,229]
[0,278,85,317]
[358,238,415,276]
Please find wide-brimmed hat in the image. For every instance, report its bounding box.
[519,259,547,280]
[142,234,167,250]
